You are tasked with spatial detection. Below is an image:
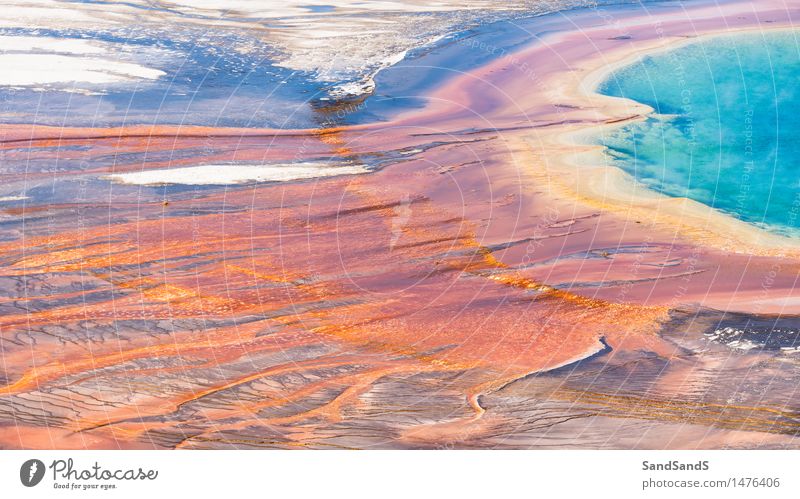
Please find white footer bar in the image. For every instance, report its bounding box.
[1,450,797,498]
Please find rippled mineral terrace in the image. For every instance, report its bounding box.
[1,0,800,449]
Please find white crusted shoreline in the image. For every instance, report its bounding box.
[0,35,165,87]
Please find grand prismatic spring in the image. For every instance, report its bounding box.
[1,0,800,450]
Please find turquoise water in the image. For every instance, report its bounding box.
[595,31,800,235]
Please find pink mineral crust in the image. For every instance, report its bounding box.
[1,0,799,449]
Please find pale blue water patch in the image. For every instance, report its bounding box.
[594,31,800,235]
[0,0,661,129]
[0,25,321,128]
